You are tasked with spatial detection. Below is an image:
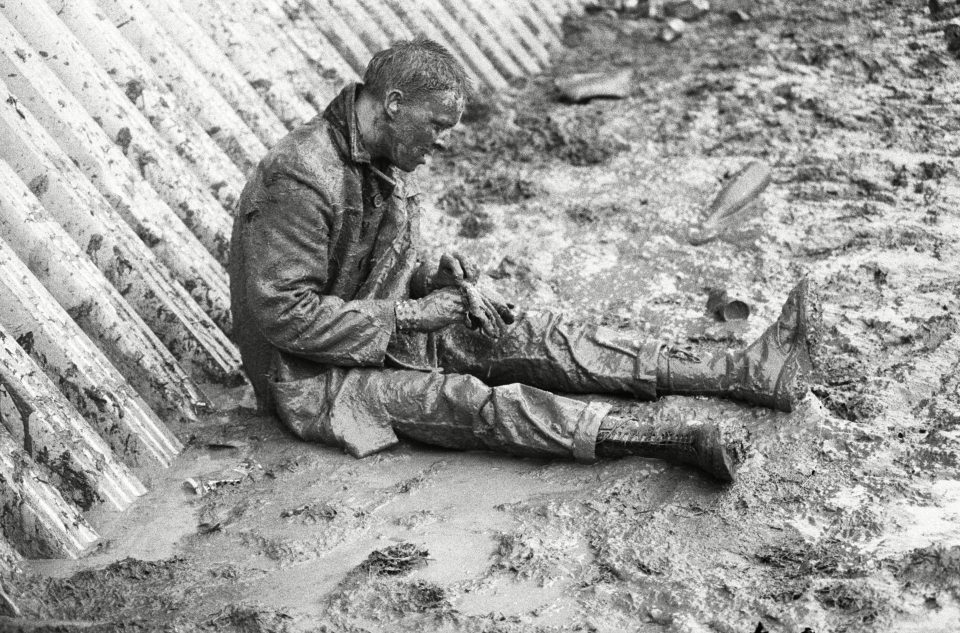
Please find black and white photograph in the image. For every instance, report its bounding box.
[0,1,957,631]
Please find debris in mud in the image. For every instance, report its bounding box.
[207,603,294,633]
[705,287,750,321]
[657,18,687,43]
[555,68,633,103]
[184,460,264,496]
[894,543,960,598]
[323,545,451,625]
[206,440,249,451]
[662,0,710,21]
[756,538,867,581]
[813,579,885,625]
[688,161,772,246]
[279,502,338,523]
[10,557,188,622]
[358,543,430,577]
[585,0,643,14]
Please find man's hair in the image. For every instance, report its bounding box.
[362,38,472,102]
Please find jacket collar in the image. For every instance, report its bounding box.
[323,83,421,197]
[324,83,372,166]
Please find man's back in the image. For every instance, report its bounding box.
[228,85,422,409]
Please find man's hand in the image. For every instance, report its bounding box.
[407,252,518,338]
[395,288,466,332]
[474,278,517,326]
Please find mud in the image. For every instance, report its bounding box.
[4,1,960,631]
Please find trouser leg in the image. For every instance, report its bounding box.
[272,362,608,461]
[271,363,742,480]
[656,279,817,412]
[438,277,817,413]
[436,311,661,400]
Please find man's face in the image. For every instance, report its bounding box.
[384,89,463,172]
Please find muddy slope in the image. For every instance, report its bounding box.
[3,1,960,632]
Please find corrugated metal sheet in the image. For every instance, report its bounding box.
[0,0,581,565]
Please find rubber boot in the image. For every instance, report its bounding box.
[657,279,817,412]
[594,408,741,482]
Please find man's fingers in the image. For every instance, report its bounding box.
[452,251,480,282]
[480,295,507,339]
[482,294,516,325]
[491,300,516,325]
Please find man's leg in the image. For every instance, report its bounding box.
[437,280,818,412]
[271,363,740,480]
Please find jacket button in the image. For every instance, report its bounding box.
[372,193,384,207]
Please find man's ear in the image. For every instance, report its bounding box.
[384,89,403,119]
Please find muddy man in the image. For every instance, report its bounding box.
[229,38,819,483]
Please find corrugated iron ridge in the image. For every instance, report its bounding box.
[0,0,583,565]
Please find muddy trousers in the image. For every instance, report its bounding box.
[272,312,664,459]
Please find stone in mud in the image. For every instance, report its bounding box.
[664,0,710,21]
[555,68,633,103]
[658,18,687,43]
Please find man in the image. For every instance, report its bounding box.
[229,38,817,482]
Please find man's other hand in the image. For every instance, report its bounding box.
[434,252,479,288]
[395,288,466,332]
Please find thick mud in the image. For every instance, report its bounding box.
[4,1,960,631]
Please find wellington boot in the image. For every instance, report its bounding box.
[594,404,742,482]
[658,279,818,412]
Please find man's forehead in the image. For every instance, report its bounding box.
[413,89,464,117]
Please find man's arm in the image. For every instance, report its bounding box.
[240,176,396,367]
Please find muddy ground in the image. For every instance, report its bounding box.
[4,1,960,631]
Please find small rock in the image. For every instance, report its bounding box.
[729,9,751,23]
[658,18,687,42]
[555,68,633,102]
[665,0,710,21]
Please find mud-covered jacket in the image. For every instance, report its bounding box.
[229,84,427,410]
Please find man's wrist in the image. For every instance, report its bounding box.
[395,299,421,331]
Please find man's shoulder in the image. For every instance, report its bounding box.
[260,117,349,193]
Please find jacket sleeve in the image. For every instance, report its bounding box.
[241,175,397,366]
